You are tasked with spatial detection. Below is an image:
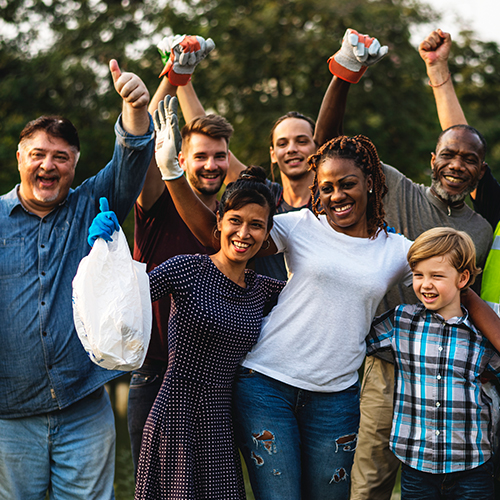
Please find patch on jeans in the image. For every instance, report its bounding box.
[335,433,357,452]
[252,430,276,454]
[330,467,348,483]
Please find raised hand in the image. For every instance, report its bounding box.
[419,29,452,67]
[328,28,388,84]
[109,59,149,109]
[153,95,184,180]
[88,197,120,247]
[157,34,215,86]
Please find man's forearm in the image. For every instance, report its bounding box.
[427,62,467,130]
[148,77,178,116]
[122,105,151,136]
[462,289,500,352]
[165,177,219,249]
[314,76,350,147]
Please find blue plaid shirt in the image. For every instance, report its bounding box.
[0,115,154,418]
[366,303,500,473]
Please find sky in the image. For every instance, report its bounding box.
[412,0,500,46]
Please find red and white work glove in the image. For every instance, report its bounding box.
[157,34,215,86]
[328,29,388,84]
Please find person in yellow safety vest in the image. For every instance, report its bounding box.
[481,222,500,316]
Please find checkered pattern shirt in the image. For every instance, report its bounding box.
[366,303,500,474]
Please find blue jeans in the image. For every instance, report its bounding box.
[127,361,167,473]
[0,386,115,500]
[401,460,495,500]
[233,367,359,500]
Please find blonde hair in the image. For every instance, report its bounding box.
[407,227,481,289]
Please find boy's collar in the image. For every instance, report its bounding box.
[415,303,479,333]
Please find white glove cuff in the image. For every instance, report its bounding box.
[159,160,184,181]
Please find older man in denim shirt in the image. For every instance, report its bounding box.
[0,60,154,500]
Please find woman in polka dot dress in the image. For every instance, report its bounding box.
[135,167,284,500]
[89,166,284,499]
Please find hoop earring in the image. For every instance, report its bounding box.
[213,227,220,240]
[262,239,270,250]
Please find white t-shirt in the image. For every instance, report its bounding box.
[242,209,412,392]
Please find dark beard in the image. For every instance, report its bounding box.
[196,185,221,196]
[188,173,223,196]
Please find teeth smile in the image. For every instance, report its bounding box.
[38,177,57,185]
[334,204,352,213]
[444,175,463,183]
[423,293,437,298]
[233,241,250,249]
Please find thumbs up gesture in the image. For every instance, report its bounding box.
[109,59,149,109]
[109,59,150,135]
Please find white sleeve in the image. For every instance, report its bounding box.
[401,236,414,287]
[269,210,305,254]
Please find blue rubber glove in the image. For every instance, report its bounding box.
[383,222,397,234]
[88,197,120,247]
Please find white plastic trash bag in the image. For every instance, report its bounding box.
[72,228,152,371]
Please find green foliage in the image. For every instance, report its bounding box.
[187,0,440,183]
[1,0,499,201]
[447,32,500,181]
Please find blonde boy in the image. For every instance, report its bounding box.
[366,227,499,499]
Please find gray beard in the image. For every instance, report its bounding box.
[430,175,478,205]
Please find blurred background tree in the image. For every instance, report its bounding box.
[1,0,499,198]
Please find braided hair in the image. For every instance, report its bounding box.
[308,135,388,238]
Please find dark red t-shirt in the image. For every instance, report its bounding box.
[133,187,216,363]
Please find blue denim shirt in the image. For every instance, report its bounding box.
[0,115,154,418]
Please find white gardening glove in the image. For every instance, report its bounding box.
[153,95,183,180]
[157,34,215,86]
[328,29,388,83]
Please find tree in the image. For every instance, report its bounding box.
[447,31,500,181]
[1,0,499,197]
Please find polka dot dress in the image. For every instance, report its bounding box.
[135,254,285,500]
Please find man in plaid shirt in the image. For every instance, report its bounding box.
[367,227,500,499]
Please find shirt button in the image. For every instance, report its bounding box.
[41,301,45,306]
[435,430,440,436]
[48,365,52,370]
[42,331,47,337]
[436,402,440,407]
[437,374,442,380]
[438,346,443,352]
[41,244,45,248]
[41,271,46,276]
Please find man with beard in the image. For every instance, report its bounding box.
[0,60,153,499]
[348,30,494,500]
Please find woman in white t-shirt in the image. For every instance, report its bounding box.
[164,133,412,499]
[231,135,413,500]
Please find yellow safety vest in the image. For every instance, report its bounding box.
[481,221,500,316]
